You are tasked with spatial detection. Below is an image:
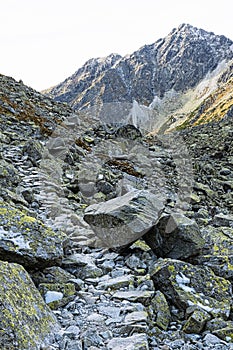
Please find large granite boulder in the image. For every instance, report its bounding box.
[0,260,59,349]
[84,190,165,248]
[144,212,204,259]
[0,201,66,267]
[150,258,232,320]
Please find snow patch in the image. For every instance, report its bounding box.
[176,273,196,294]
[45,291,63,304]
[187,300,213,313]
[176,273,190,285]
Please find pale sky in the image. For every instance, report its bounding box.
[1,0,232,91]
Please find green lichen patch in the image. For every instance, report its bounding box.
[0,260,59,350]
[0,201,66,267]
[150,258,232,320]
[148,290,171,330]
[195,226,233,280]
[183,308,211,334]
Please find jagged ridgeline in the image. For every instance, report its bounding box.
[0,23,233,349]
[43,23,233,133]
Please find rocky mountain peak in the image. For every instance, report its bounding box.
[44,24,233,129]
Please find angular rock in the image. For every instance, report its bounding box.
[32,266,76,286]
[0,202,66,267]
[183,307,211,333]
[213,213,233,228]
[195,226,233,280]
[150,258,232,319]
[213,327,233,342]
[84,190,164,248]
[149,291,171,330]
[62,253,103,279]
[0,260,59,350]
[0,159,19,189]
[206,318,233,333]
[124,311,148,324]
[97,274,134,290]
[203,333,227,346]
[107,333,149,350]
[112,290,154,306]
[144,213,204,259]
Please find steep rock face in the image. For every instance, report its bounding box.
[44,24,233,111]
[176,60,233,129]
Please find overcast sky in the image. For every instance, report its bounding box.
[1,0,232,91]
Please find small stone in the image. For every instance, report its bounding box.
[97,274,134,290]
[219,168,231,176]
[183,308,211,333]
[124,311,148,324]
[86,313,106,323]
[45,291,63,304]
[112,290,154,305]
[214,213,233,227]
[63,325,80,339]
[59,336,82,350]
[203,333,226,346]
[107,333,149,350]
[213,327,233,342]
[150,291,171,331]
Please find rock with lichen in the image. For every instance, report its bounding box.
[150,258,232,320]
[0,260,59,350]
[148,290,171,330]
[0,201,66,268]
[194,226,233,280]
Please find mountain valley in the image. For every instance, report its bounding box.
[0,24,233,350]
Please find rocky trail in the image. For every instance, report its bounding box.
[0,74,233,350]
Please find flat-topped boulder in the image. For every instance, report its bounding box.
[84,190,165,248]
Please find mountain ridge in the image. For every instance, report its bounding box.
[43,23,233,132]
[43,24,233,104]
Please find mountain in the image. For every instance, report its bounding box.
[44,23,233,132]
[176,59,233,129]
[1,24,233,349]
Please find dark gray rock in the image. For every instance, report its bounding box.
[150,258,232,320]
[143,212,204,259]
[84,189,165,248]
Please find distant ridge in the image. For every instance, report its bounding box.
[43,24,233,132]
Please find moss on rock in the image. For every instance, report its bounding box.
[0,260,59,349]
[150,258,232,320]
[0,201,66,267]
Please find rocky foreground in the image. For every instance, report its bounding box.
[0,74,233,349]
